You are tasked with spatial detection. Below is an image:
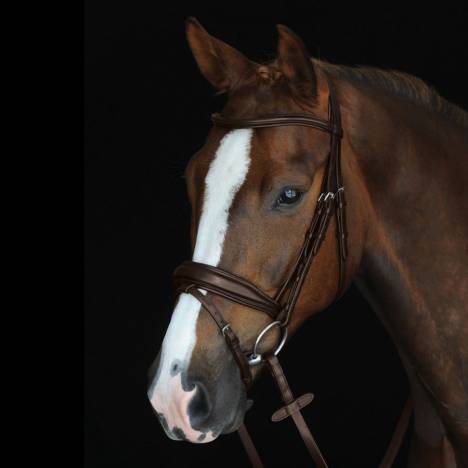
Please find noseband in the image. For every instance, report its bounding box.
[172,77,411,467]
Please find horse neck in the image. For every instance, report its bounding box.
[342,79,468,337]
[340,79,468,440]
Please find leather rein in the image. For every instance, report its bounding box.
[172,77,412,467]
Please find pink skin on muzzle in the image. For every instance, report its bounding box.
[149,373,216,443]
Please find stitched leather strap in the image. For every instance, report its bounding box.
[237,423,264,468]
[378,397,413,468]
[174,261,280,318]
[211,112,343,136]
[266,355,328,468]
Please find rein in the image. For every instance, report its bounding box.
[172,76,412,467]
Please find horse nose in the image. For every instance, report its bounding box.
[188,381,212,428]
[148,374,216,442]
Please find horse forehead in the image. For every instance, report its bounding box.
[201,126,304,169]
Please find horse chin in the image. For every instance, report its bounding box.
[221,410,245,434]
[220,398,252,434]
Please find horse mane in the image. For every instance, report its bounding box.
[315,59,468,129]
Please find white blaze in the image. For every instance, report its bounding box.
[192,129,253,264]
[149,129,253,441]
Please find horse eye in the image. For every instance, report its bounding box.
[276,188,302,207]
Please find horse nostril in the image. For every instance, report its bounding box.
[188,381,212,427]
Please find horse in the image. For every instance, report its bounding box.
[147,17,468,467]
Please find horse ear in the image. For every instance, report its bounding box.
[185,17,256,92]
[276,24,317,99]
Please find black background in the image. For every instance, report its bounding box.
[84,3,467,467]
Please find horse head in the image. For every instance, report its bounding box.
[147,18,361,444]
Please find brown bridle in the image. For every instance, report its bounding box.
[172,77,412,467]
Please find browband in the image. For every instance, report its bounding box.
[211,112,343,136]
